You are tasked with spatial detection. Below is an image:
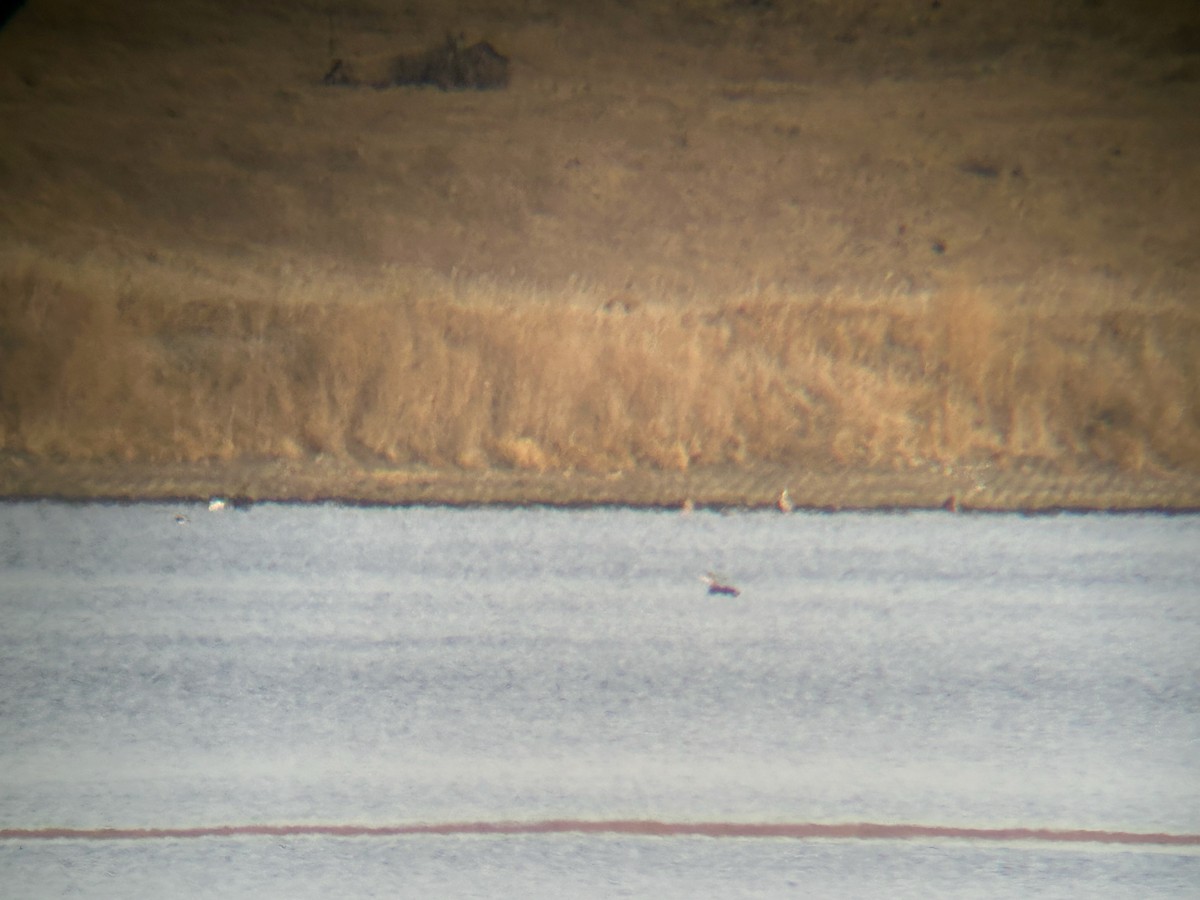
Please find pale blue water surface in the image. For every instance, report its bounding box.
[1,502,1197,897]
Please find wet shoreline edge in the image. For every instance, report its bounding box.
[3,460,1199,513]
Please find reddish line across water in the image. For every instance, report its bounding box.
[2,821,1198,846]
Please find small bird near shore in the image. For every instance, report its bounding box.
[701,572,740,597]
[777,488,793,513]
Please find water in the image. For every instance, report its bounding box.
[1,502,1198,897]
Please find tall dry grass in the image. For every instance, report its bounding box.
[2,246,1198,477]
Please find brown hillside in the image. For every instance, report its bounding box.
[2,0,1198,507]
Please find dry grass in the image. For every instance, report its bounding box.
[3,245,1197,479]
[2,0,1198,497]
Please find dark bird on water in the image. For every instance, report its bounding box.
[701,572,740,597]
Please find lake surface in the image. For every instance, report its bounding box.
[1,502,1197,897]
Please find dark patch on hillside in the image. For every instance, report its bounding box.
[323,33,508,90]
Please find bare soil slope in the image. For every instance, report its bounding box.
[2,0,1198,507]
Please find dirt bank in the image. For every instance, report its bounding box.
[4,455,1198,512]
[2,1,1198,507]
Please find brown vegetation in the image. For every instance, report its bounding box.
[1,0,1198,504]
[3,246,1197,484]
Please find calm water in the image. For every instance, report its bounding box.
[1,502,1197,897]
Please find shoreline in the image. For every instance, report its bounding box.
[3,458,1199,513]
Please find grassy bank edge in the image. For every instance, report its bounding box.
[3,458,1198,513]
